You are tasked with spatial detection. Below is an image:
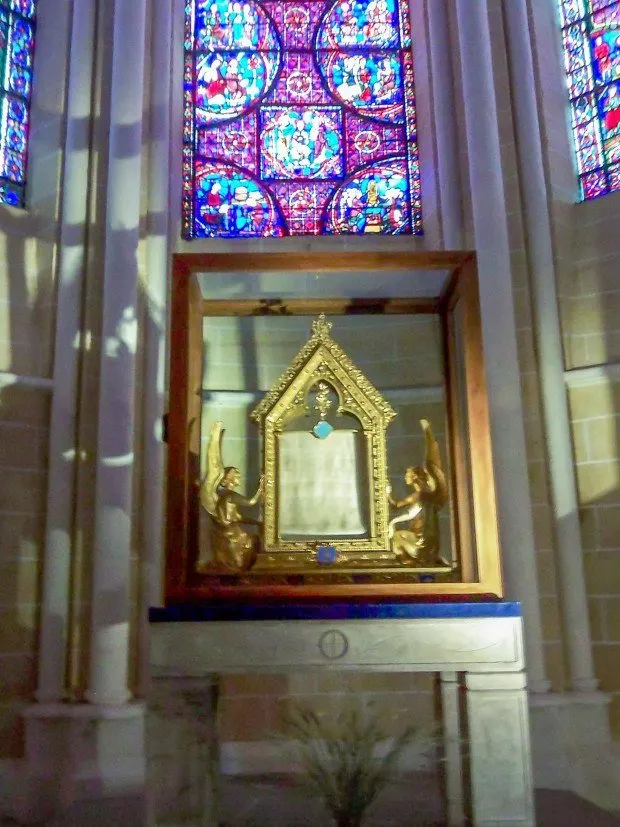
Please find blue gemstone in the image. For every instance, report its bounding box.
[317,545,337,565]
[313,421,333,439]
[420,574,435,583]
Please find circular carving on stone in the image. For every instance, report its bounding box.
[319,629,349,659]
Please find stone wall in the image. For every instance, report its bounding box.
[0,0,69,759]
[532,0,620,736]
[567,321,620,738]
[0,385,48,757]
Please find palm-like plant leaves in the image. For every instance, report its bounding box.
[281,702,435,827]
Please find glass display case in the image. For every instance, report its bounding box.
[165,251,502,602]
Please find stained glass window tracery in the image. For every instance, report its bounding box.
[558,0,620,199]
[0,0,35,208]
[183,0,421,238]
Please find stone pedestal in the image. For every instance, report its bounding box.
[440,671,466,826]
[466,673,534,826]
[529,691,620,810]
[13,703,146,825]
[149,602,535,826]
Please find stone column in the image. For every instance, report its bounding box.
[86,0,148,706]
[440,672,465,827]
[426,0,463,249]
[138,0,173,695]
[36,0,97,703]
[453,0,549,692]
[502,0,597,694]
[17,3,149,822]
[466,673,534,826]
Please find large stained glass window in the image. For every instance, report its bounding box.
[559,0,620,199]
[0,1,35,208]
[183,0,421,238]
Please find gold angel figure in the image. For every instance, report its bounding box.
[200,421,264,571]
[387,419,448,566]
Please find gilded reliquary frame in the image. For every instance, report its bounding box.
[165,251,503,603]
[251,313,395,558]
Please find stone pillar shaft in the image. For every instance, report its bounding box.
[87,0,148,706]
[502,0,597,693]
[426,0,463,249]
[137,0,174,698]
[453,0,549,692]
[36,0,97,703]
[466,673,534,826]
[440,672,465,827]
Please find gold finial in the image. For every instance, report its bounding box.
[314,381,332,420]
[312,313,332,339]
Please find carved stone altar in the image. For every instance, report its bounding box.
[149,602,535,827]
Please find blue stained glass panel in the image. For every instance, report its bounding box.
[0,182,19,203]
[560,0,587,27]
[260,106,343,179]
[184,0,422,237]
[319,51,405,123]
[323,159,410,234]
[10,18,33,66]
[9,0,34,19]
[0,0,34,207]
[194,160,285,237]
[559,0,620,200]
[609,161,620,187]
[195,50,280,125]
[316,0,402,49]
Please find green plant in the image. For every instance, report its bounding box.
[281,700,435,827]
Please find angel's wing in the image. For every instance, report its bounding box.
[201,421,225,517]
[421,419,448,508]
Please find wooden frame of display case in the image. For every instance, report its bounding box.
[164,251,502,603]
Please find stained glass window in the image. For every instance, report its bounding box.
[183,0,421,238]
[558,0,620,199]
[0,0,35,208]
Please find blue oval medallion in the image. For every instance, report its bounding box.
[313,421,333,439]
[316,545,338,565]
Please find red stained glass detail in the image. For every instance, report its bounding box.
[559,0,620,199]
